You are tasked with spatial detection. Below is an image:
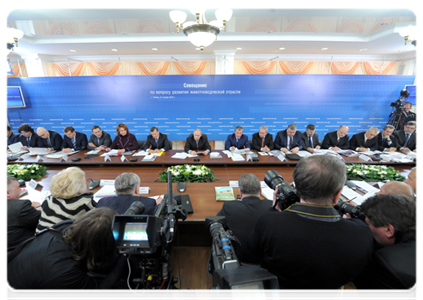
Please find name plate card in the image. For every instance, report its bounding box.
[358,154,372,162]
[121,155,128,162]
[138,187,150,194]
[36,155,43,162]
[61,155,68,162]
[104,155,111,162]
[277,154,286,162]
[28,179,42,189]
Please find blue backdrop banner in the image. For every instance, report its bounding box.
[7,74,415,141]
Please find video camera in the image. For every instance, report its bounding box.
[264,170,299,210]
[390,89,410,111]
[334,199,365,221]
[206,216,279,289]
[111,170,187,289]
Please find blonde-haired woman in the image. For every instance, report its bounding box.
[37,167,96,231]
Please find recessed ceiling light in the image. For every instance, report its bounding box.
[279,47,285,50]
[111,49,118,52]
[321,48,328,51]
[152,48,158,51]
[195,48,201,51]
[359,48,368,51]
[236,47,242,50]
[70,49,77,52]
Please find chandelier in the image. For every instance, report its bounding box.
[6,27,24,54]
[398,25,417,46]
[169,8,233,52]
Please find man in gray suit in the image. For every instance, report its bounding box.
[301,124,321,153]
[87,125,112,151]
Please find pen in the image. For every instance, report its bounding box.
[356,186,368,194]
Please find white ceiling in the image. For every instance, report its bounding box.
[7,8,417,62]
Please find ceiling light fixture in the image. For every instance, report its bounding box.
[321,48,329,51]
[236,47,242,50]
[399,25,417,46]
[111,49,118,52]
[70,49,77,52]
[6,27,24,54]
[169,8,233,53]
[279,47,285,50]
[152,48,158,51]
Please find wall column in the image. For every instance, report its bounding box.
[214,50,236,74]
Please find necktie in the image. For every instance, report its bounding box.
[261,138,264,148]
[72,137,76,149]
[27,137,30,146]
[309,136,313,148]
[337,138,341,144]
[98,137,101,146]
[364,139,368,146]
[155,139,158,149]
[196,140,199,149]
[382,137,386,145]
[403,133,410,148]
[289,137,293,149]
[236,138,239,147]
[47,138,51,147]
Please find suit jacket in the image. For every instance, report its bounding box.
[87,131,112,150]
[251,132,274,151]
[349,132,379,151]
[37,130,63,150]
[8,132,21,146]
[274,130,303,150]
[109,133,138,151]
[393,130,416,151]
[376,132,399,151]
[142,133,170,151]
[321,131,350,150]
[61,132,88,151]
[399,111,417,130]
[217,196,272,264]
[18,133,40,148]
[7,199,41,252]
[301,132,320,149]
[96,195,157,215]
[184,134,212,153]
[225,133,250,150]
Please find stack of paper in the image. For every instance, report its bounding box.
[261,187,274,201]
[8,142,28,155]
[142,155,156,161]
[231,154,245,161]
[101,150,120,157]
[297,150,313,157]
[172,152,188,159]
[133,150,149,156]
[94,185,116,202]
[29,147,53,156]
[210,152,222,158]
[85,150,100,155]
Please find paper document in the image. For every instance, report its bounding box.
[210,152,222,158]
[101,150,119,157]
[314,149,336,155]
[172,152,188,159]
[86,150,100,155]
[45,154,64,159]
[94,185,116,202]
[29,147,53,156]
[231,154,245,161]
[133,151,149,156]
[261,187,274,201]
[100,180,115,186]
[229,181,238,188]
[297,150,313,157]
[8,142,27,154]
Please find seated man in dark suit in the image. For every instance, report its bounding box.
[142,126,170,153]
[96,173,162,215]
[184,129,211,155]
[7,176,41,253]
[349,127,379,152]
[7,125,20,146]
[377,125,399,152]
[17,124,40,151]
[274,123,303,154]
[404,167,420,205]
[61,126,88,153]
[393,121,416,152]
[225,126,251,152]
[321,125,350,151]
[301,124,321,153]
[87,125,112,151]
[217,174,272,264]
[353,194,415,289]
[251,125,274,153]
[36,127,63,151]
[398,102,416,130]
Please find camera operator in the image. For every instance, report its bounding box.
[248,155,373,289]
[8,207,126,289]
[96,173,163,214]
[216,174,272,264]
[353,194,415,289]
[399,102,416,130]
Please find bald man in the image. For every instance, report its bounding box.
[404,168,416,194]
[36,127,63,151]
[321,125,350,151]
[377,181,415,200]
[349,127,379,152]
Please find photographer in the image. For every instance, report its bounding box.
[8,208,126,289]
[248,155,373,289]
[353,194,415,289]
[217,174,272,264]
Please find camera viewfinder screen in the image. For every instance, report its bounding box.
[231,282,266,300]
[123,223,148,241]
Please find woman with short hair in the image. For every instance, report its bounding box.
[106,123,138,152]
[37,167,95,232]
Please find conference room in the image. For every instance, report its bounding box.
[6,4,417,296]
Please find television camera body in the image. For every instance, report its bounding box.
[206,216,279,289]
[111,171,187,289]
[388,89,410,130]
